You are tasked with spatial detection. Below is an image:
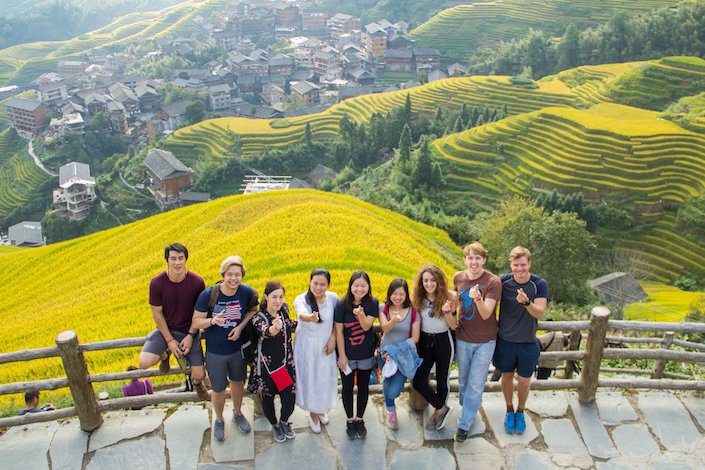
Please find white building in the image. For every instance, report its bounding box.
[8,221,43,247]
[52,162,97,221]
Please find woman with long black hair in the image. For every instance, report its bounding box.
[334,270,378,440]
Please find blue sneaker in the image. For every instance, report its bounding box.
[515,411,526,434]
[504,411,515,434]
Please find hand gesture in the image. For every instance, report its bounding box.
[441,300,453,314]
[353,305,364,317]
[469,285,481,300]
[272,316,284,332]
[310,311,320,323]
[211,311,226,327]
[516,288,529,305]
[392,312,402,323]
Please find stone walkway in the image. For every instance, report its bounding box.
[2,390,705,469]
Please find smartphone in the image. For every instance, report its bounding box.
[343,364,352,375]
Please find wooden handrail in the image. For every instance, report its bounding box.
[2,307,705,429]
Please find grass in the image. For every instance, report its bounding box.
[624,282,702,322]
[0,189,462,413]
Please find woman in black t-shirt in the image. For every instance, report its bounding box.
[334,270,379,440]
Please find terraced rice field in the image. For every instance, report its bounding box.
[408,0,678,61]
[0,189,461,409]
[0,0,230,85]
[608,57,705,110]
[167,72,628,160]
[433,103,705,279]
[624,282,703,322]
[0,129,51,220]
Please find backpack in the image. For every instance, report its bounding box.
[207,282,255,362]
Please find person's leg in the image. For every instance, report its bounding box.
[383,370,406,412]
[355,368,372,418]
[280,388,296,422]
[516,340,541,411]
[138,329,168,369]
[455,339,471,407]
[458,341,495,431]
[434,332,454,407]
[261,394,278,425]
[517,376,531,410]
[412,333,439,408]
[340,369,355,419]
[212,391,227,421]
[206,352,229,420]
[501,372,515,410]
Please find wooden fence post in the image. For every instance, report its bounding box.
[563,330,582,379]
[408,382,426,411]
[578,307,610,404]
[56,331,102,431]
[651,331,675,379]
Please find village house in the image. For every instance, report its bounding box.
[57,60,89,76]
[8,221,43,247]
[108,82,140,114]
[413,48,442,71]
[268,54,295,77]
[107,101,128,134]
[384,48,414,72]
[291,80,320,106]
[52,162,96,221]
[49,113,86,137]
[327,13,360,38]
[301,11,326,35]
[208,84,234,111]
[4,97,48,138]
[144,149,194,208]
[35,74,69,105]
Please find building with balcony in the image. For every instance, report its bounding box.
[144,149,194,208]
[52,162,96,221]
[4,97,47,138]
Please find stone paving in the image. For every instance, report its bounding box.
[2,390,705,469]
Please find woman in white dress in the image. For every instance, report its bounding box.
[294,268,339,432]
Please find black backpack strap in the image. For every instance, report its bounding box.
[207,283,221,317]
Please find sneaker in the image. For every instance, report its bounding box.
[194,382,210,401]
[280,421,295,439]
[514,411,526,434]
[308,415,321,433]
[355,419,367,439]
[425,411,437,429]
[435,405,453,431]
[454,427,470,443]
[504,411,515,434]
[272,423,286,443]
[385,410,399,430]
[319,413,329,425]
[233,411,251,433]
[213,419,225,441]
[346,420,357,440]
[159,352,171,374]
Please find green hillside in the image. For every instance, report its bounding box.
[432,103,705,281]
[0,0,229,85]
[0,189,461,409]
[407,0,679,62]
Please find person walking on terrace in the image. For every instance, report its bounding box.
[191,256,259,442]
[494,246,548,435]
[453,242,502,442]
[139,243,209,401]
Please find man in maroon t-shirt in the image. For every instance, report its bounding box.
[452,242,501,442]
[138,243,209,400]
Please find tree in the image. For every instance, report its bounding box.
[557,24,580,71]
[402,93,412,123]
[453,116,465,133]
[185,100,205,124]
[304,122,314,147]
[412,137,434,189]
[397,123,412,164]
[481,196,596,304]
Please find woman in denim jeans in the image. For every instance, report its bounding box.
[379,278,420,430]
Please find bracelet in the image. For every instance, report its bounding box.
[210,318,214,326]
[167,338,176,344]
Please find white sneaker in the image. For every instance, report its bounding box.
[308,415,321,433]
[319,413,329,425]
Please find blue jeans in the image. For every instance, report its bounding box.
[383,370,407,411]
[456,339,496,431]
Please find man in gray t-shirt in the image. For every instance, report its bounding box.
[494,246,548,436]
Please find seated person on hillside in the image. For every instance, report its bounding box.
[122,365,154,410]
[18,391,55,416]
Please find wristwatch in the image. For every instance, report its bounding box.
[188,331,198,338]
[523,300,531,307]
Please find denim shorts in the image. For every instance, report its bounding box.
[493,337,541,378]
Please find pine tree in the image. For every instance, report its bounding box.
[398,123,411,164]
[304,122,313,147]
[460,103,470,125]
[403,93,412,123]
[453,116,464,133]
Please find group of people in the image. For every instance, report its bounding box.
[137,241,548,443]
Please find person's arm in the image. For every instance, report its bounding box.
[410,311,421,343]
[335,322,347,370]
[444,290,459,330]
[378,306,396,333]
[228,292,259,341]
[516,287,547,319]
[294,294,319,322]
[355,302,375,331]
[151,305,181,357]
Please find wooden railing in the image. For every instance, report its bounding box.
[3,307,705,430]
